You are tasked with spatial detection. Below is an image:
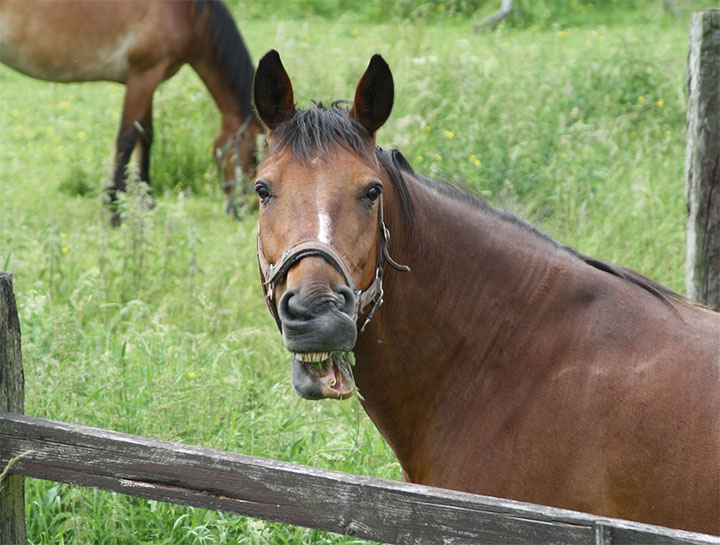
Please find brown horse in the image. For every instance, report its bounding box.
[0,0,261,221]
[252,50,720,535]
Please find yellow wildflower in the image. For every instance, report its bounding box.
[443,130,454,139]
[187,371,196,378]
[656,98,664,108]
[61,247,69,254]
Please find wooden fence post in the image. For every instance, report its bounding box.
[685,10,720,310]
[0,273,26,545]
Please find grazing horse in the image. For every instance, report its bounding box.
[251,50,720,535]
[0,0,261,221]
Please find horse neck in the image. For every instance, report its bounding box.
[353,173,573,479]
[188,1,255,126]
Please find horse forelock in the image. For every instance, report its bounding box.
[271,103,370,160]
[193,0,255,118]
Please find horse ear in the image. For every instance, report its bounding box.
[350,55,394,138]
[253,50,296,129]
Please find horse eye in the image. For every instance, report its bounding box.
[254,181,272,202]
[365,185,382,203]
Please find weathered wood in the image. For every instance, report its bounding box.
[686,10,720,310]
[1,413,717,545]
[0,273,26,545]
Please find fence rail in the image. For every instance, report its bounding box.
[2,411,719,545]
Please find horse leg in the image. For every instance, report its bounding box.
[134,101,153,184]
[108,67,162,225]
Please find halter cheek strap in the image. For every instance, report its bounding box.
[215,114,256,192]
[256,195,409,334]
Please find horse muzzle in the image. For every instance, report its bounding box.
[278,283,358,400]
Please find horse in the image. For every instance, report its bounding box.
[0,0,261,223]
[251,50,720,535]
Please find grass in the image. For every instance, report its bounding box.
[0,1,712,543]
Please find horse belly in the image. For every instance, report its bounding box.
[0,37,132,83]
[0,1,149,83]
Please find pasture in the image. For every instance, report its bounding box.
[0,1,709,543]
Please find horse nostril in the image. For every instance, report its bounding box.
[334,285,356,317]
[278,286,306,322]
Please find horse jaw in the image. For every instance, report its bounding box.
[291,352,355,400]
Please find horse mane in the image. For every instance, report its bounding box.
[382,149,685,307]
[272,103,684,308]
[193,0,255,119]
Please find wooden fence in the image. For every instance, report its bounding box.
[685,10,720,310]
[2,410,719,545]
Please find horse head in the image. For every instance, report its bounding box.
[214,116,263,217]
[253,50,402,400]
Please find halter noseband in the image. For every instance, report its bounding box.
[257,195,409,334]
[215,114,256,192]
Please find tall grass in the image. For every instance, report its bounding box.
[0,2,708,543]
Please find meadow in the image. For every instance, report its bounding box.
[0,1,712,543]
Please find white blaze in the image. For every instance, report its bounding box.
[318,212,332,244]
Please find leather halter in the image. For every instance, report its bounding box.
[256,195,409,334]
[215,114,256,192]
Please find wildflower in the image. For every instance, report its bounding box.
[473,159,482,167]
[187,371,196,378]
[443,130,454,139]
[203,172,210,181]
[656,98,664,108]
[56,100,72,109]
[61,247,69,254]
[416,155,424,163]
[76,131,86,139]
[637,96,645,104]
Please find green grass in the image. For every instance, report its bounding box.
[0,2,712,543]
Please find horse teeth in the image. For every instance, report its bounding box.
[293,352,331,363]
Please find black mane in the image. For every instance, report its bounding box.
[270,103,682,307]
[194,0,255,119]
[271,101,371,159]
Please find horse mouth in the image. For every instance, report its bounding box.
[291,351,355,400]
